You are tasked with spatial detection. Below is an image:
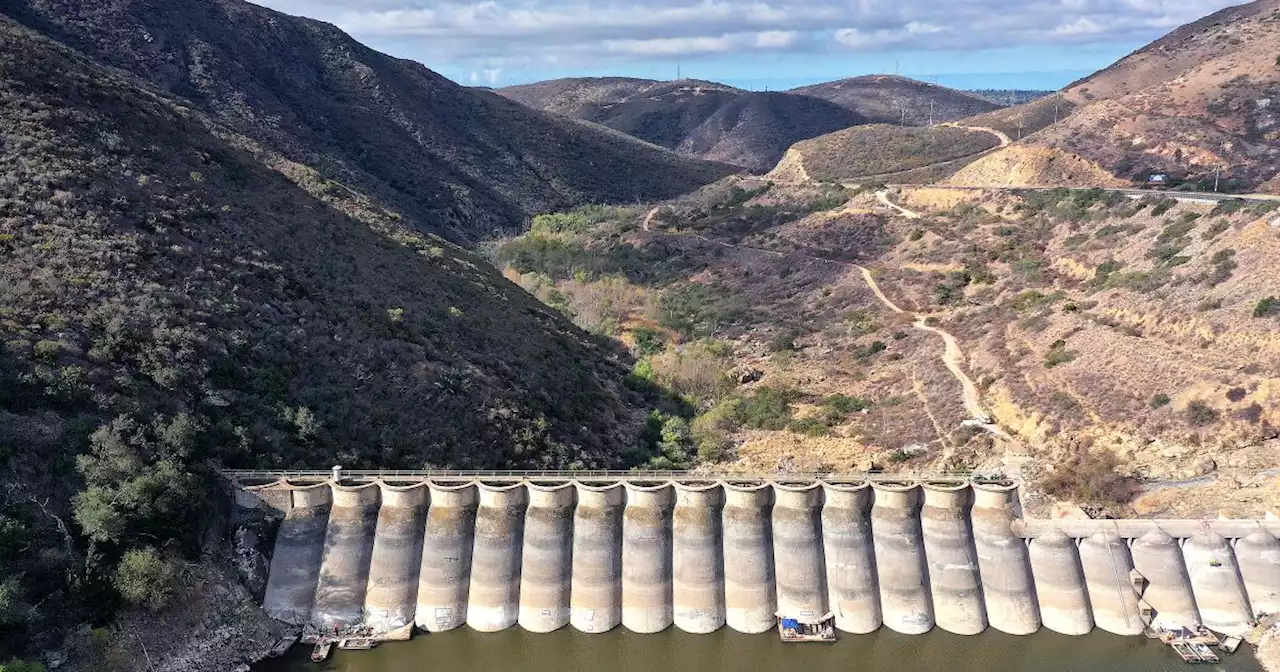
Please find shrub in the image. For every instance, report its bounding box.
[658,283,744,339]
[1185,400,1220,427]
[1039,448,1139,506]
[0,660,46,672]
[114,548,181,612]
[854,341,888,359]
[824,394,872,414]
[1044,340,1076,368]
[631,327,665,356]
[738,387,797,430]
[1254,297,1279,318]
[1150,393,1171,408]
[789,416,830,437]
[1151,199,1176,217]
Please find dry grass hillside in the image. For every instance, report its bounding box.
[954,0,1280,191]
[501,77,866,172]
[776,124,1002,183]
[6,1,731,244]
[498,179,1280,518]
[790,75,1002,125]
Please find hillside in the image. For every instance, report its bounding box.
[5,1,731,244]
[497,179,1280,521]
[499,77,867,172]
[953,0,1280,192]
[0,7,683,664]
[790,75,1002,125]
[771,124,1003,183]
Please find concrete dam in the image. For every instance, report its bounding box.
[230,471,1280,640]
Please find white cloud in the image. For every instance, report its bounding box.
[258,0,1242,65]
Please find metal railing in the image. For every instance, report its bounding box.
[221,468,1006,486]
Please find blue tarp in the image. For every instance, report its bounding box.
[781,618,800,629]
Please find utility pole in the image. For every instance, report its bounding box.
[928,100,934,127]
[895,60,900,76]
[900,107,907,126]
[676,64,681,80]
[1214,165,1221,193]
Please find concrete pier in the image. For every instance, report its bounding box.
[622,483,675,633]
[1130,528,1199,628]
[1028,529,1093,635]
[920,484,986,635]
[672,483,725,633]
[570,483,623,633]
[821,483,880,634]
[262,484,332,624]
[415,482,477,632]
[363,483,426,632]
[722,483,777,633]
[518,483,575,633]
[467,483,527,632]
[311,483,380,628]
[1079,531,1143,636]
[1183,532,1252,635]
[772,484,828,620]
[871,483,932,634]
[1236,530,1280,616]
[971,484,1039,635]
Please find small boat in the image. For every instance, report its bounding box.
[338,638,376,650]
[1221,635,1242,653]
[311,640,333,663]
[267,635,298,658]
[776,611,837,642]
[1190,642,1220,663]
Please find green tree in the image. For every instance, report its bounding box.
[114,548,181,612]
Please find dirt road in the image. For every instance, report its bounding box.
[941,122,1012,148]
[875,190,921,219]
[854,266,990,422]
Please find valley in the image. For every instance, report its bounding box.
[1,0,1278,670]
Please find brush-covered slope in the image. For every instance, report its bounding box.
[790,75,1002,125]
[6,0,731,244]
[955,0,1280,191]
[0,12,662,655]
[772,124,1003,183]
[500,77,866,172]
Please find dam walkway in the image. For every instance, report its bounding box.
[229,470,1280,643]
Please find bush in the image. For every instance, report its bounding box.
[1150,393,1171,408]
[631,327,665,356]
[114,548,181,612]
[1254,296,1279,318]
[1185,400,1220,427]
[1039,448,1139,506]
[824,394,872,414]
[0,660,46,672]
[658,283,744,339]
[1044,340,1076,368]
[738,387,797,430]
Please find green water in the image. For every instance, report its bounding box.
[259,627,1261,672]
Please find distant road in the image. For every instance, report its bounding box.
[908,183,1280,204]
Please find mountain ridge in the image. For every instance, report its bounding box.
[6,0,732,243]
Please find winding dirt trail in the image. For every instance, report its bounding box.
[941,122,1012,148]
[854,265,989,422]
[875,190,921,219]
[642,196,997,429]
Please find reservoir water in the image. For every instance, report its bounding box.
[258,628,1262,672]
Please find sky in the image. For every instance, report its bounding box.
[255,0,1244,91]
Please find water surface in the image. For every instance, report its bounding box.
[259,627,1261,672]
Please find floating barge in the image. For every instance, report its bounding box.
[310,640,332,663]
[267,634,298,658]
[776,612,836,642]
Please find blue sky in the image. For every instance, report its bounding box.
[256,0,1243,91]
